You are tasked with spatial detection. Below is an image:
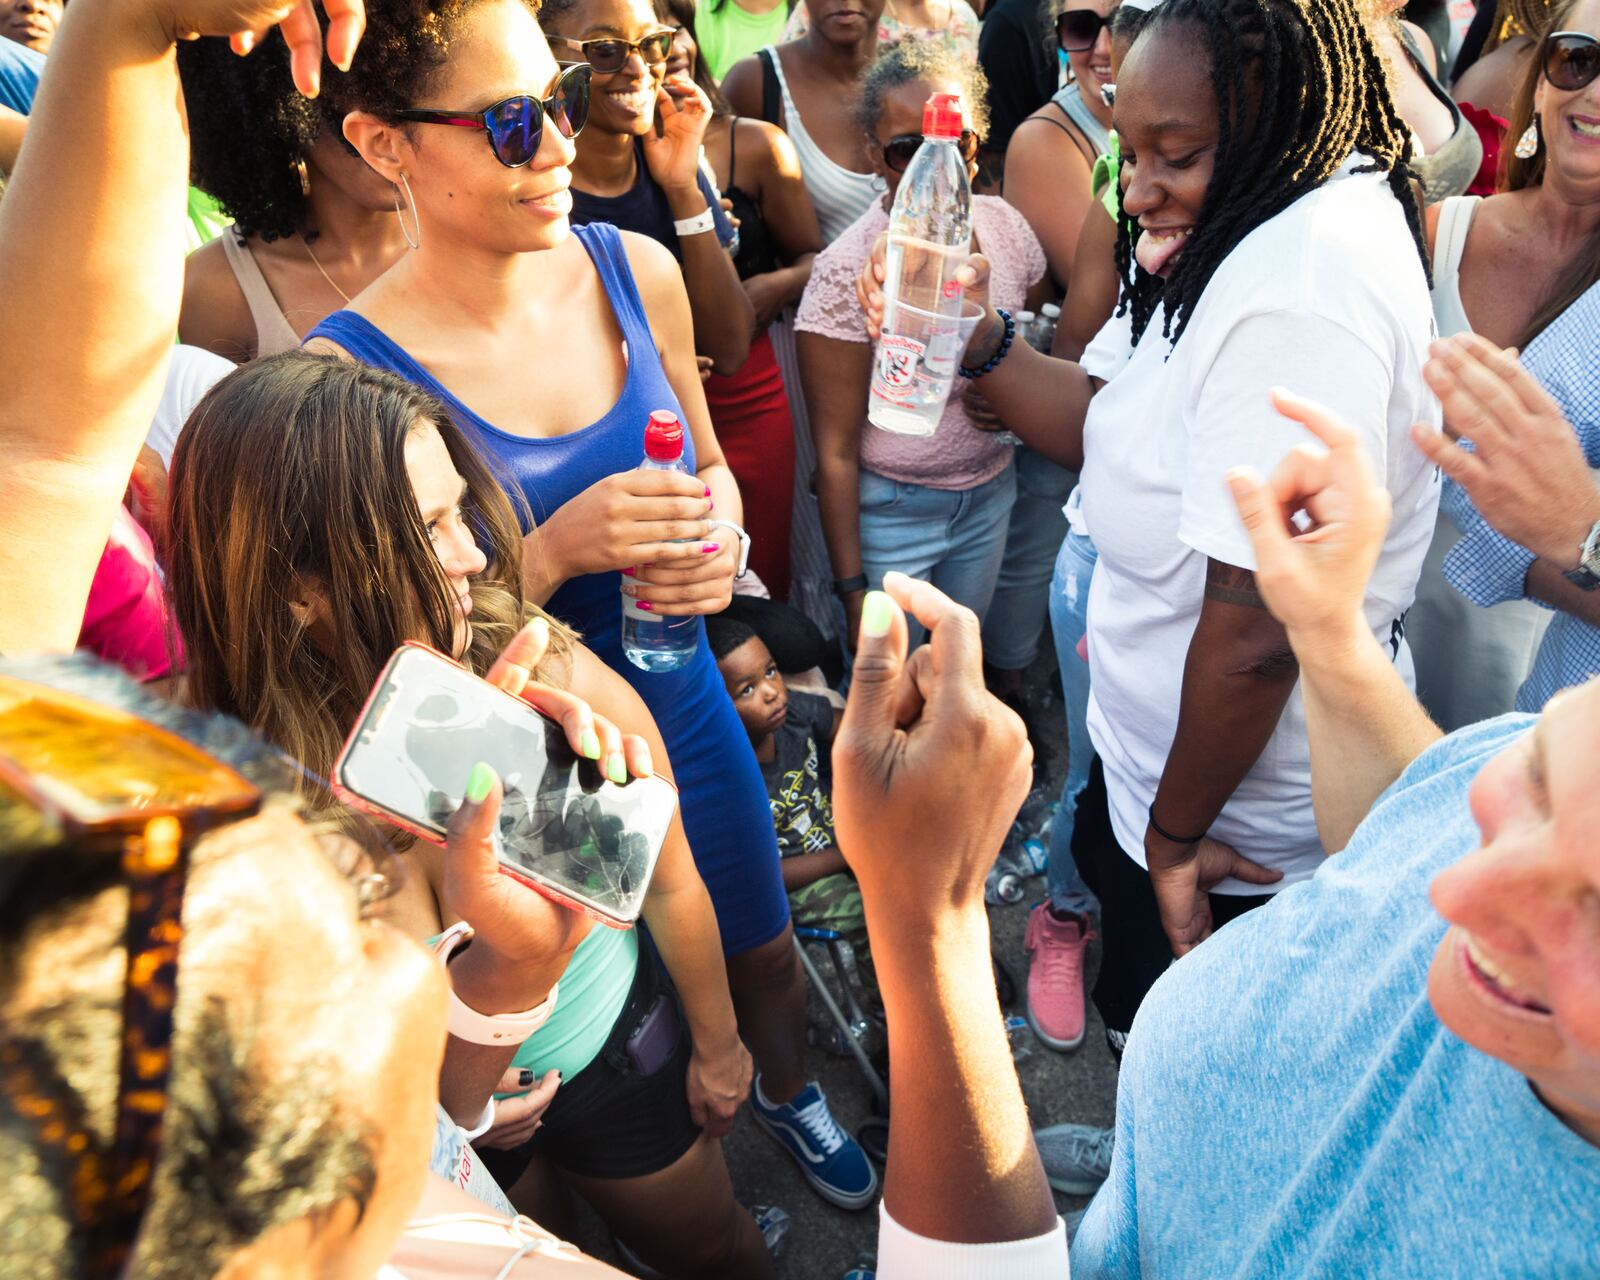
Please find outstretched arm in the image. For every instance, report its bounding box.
[0,0,361,654]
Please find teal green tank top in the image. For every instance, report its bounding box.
[511,921,638,1082]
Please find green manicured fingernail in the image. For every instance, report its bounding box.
[607,753,628,785]
[580,729,601,760]
[860,590,893,638]
[466,762,495,804]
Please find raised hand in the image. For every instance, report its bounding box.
[166,0,364,95]
[1413,333,1600,569]
[1226,388,1393,654]
[641,72,713,195]
[831,573,1032,913]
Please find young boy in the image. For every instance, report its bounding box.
[707,616,875,997]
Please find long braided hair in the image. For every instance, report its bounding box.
[1115,0,1427,349]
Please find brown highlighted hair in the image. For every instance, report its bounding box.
[166,352,569,782]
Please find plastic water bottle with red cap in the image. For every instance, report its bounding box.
[868,91,978,437]
[621,410,699,673]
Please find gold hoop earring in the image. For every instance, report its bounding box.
[394,170,422,250]
[293,157,311,198]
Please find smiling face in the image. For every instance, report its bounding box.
[1535,0,1600,192]
[545,0,670,137]
[347,0,577,255]
[1062,0,1119,107]
[1113,18,1219,278]
[404,422,489,660]
[1427,681,1600,1146]
[0,0,60,54]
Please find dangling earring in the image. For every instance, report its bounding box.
[394,170,422,250]
[293,157,311,198]
[1514,119,1541,160]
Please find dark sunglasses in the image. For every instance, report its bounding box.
[1543,30,1600,93]
[0,676,400,1277]
[396,63,593,168]
[549,29,674,74]
[1057,7,1111,52]
[882,129,980,173]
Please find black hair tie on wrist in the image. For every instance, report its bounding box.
[958,307,1015,380]
[1148,803,1207,847]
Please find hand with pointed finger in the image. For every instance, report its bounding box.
[476,1068,561,1151]
[1144,832,1282,958]
[155,0,364,96]
[1225,388,1392,657]
[1413,333,1600,569]
[830,573,1032,917]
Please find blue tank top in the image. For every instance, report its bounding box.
[308,223,791,957]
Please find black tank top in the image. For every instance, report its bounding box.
[724,118,781,280]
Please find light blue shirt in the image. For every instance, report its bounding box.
[1074,715,1600,1278]
[0,39,43,114]
[1441,281,1600,712]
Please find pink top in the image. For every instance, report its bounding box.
[79,506,180,682]
[795,195,1046,490]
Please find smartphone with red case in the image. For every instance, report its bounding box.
[333,642,677,928]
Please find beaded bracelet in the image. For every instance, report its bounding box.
[958,308,1015,380]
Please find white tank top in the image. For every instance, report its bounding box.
[1429,195,1480,340]
[762,45,879,245]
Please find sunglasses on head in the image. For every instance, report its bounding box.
[882,129,980,173]
[1543,30,1600,93]
[549,29,675,74]
[396,62,593,168]
[1057,6,1111,52]
[0,675,400,1278]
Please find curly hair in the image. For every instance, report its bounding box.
[321,0,542,125]
[850,39,993,141]
[1115,0,1426,349]
[178,32,333,242]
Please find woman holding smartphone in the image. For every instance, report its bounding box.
[306,0,875,1213]
[165,351,773,1277]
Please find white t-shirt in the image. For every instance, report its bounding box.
[1080,159,1441,891]
[145,343,236,470]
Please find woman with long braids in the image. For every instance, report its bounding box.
[864,0,1440,1055]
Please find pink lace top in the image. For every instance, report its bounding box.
[795,195,1046,490]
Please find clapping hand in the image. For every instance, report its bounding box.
[1412,333,1600,570]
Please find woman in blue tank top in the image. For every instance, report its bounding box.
[309,0,875,1213]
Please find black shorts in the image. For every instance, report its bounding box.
[475,934,701,1184]
[1073,758,1275,1040]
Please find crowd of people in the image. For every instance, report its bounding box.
[1,0,1597,1274]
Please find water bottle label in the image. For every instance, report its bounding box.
[874,333,926,400]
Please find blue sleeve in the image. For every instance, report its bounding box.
[696,167,737,249]
[1440,476,1539,609]
[0,41,44,114]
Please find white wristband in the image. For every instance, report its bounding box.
[673,207,717,238]
[433,922,559,1047]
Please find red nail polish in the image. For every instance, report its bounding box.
[622,566,635,577]
[702,543,720,554]
[638,601,654,611]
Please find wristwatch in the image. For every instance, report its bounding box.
[433,921,559,1046]
[1563,518,1600,591]
[705,519,751,578]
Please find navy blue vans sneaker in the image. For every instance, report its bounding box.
[751,1076,879,1210]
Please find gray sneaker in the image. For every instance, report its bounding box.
[1034,1123,1114,1194]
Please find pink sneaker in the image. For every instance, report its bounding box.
[1024,904,1093,1051]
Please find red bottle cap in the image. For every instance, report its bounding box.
[644,410,685,461]
[921,92,965,140]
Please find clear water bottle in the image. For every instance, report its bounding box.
[621,410,699,673]
[1038,302,1061,354]
[1016,309,1038,348]
[868,92,974,436]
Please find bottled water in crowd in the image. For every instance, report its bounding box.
[1039,302,1061,353]
[621,411,699,673]
[868,92,974,436]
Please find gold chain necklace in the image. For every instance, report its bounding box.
[302,235,353,305]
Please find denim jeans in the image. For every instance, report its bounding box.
[982,446,1076,670]
[1046,529,1101,917]
[858,463,1017,648]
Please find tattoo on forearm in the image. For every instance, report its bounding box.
[1204,560,1269,610]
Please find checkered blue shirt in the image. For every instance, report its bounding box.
[1441,281,1600,712]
